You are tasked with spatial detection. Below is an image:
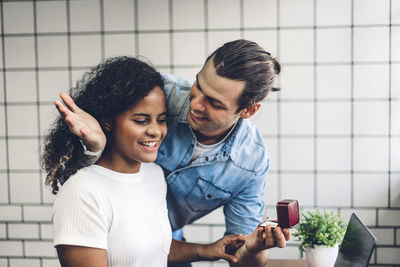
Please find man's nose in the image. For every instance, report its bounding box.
[191,94,206,112]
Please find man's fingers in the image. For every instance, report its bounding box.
[283,228,291,241]
[273,227,286,248]
[60,93,80,112]
[265,226,275,247]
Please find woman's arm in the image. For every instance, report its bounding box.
[168,234,247,264]
[56,245,107,267]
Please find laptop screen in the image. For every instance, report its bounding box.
[334,213,376,267]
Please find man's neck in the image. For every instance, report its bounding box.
[194,120,239,145]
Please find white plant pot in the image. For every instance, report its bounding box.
[305,244,339,267]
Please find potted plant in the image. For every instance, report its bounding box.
[293,210,346,267]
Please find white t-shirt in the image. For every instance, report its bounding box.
[52,162,172,267]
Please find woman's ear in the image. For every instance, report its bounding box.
[239,102,261,119]
[103,120,112,132]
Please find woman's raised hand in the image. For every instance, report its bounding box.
[54,93,106,153]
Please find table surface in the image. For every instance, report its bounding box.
[266,259,308,267]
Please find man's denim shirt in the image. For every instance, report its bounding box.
[157,74,270,236]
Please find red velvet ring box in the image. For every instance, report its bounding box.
[276,199,299,228]
[259,199,299,229]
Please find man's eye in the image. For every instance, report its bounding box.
[209,100,224,110]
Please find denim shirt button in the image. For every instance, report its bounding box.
[205,156,209,161]
[207,193,212,198]
[175,171,180,175]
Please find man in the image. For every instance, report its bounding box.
[55,39,290,266]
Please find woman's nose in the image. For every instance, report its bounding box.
[146,122,162,137]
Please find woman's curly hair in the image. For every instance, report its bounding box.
[42,56,164,194]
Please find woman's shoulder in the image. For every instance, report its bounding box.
[57,166,99,195]
[141,163,166,184]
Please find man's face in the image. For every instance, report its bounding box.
[187,58,247,141]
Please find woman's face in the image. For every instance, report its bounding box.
[107,86,167,172]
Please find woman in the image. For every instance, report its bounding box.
[42,56,245,267]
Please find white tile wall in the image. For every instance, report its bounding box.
[69,0,101,32]
[103,0,135,31]
[23,206,52,222]
[207,0,240,29]
[376,247,400,264]
[9,259,40,267]
[0,206,22,221]
[279,0,313,27]
[0,107,5,136]
[1,1,399,266]
[37,36,69,67]
[354,101,389,135]
[316,174,351,207]
[7,106,38,136]
[243,0,277,28]
[8,223,39,239]
[0,241,23,257]
[36,1,67,33]
[138,0,169,30]
[4,37,36,68]
[280,102,314,135]
[70,35,102,67]
[279,66,314,99]
[104,34,136,58]
[316,28,351,63]
[3,2,34,34]
[353,0,390,25]
[316,0,351,26]
[172,0,205,30]
[25,241,56,257]
[316,138,351,171]
[280,29,314,63]
[138,33,170,66]
[353,137,389,171]
[9,173,41,204]
[316,65,351,99]
[280,138,314,171]
[173,32,206,65]
[316,102,351,135]
[281,174,314,206]
[353,27,390,62]
[353,174,389,207]
[8,140,40,170]
[38,71,69,102]
[5,71,37,102]
[0,174,8,203]
[353,64,390,99]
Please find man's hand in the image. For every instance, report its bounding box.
[244,225,291,253]
[230,225,291,266]
[54,93,106,152]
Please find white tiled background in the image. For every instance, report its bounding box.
[0,0,399,266]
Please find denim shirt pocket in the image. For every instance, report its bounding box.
[184,177,232,212]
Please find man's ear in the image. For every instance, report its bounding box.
[239,102,261,119]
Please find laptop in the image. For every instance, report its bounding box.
[334,213,377,267]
